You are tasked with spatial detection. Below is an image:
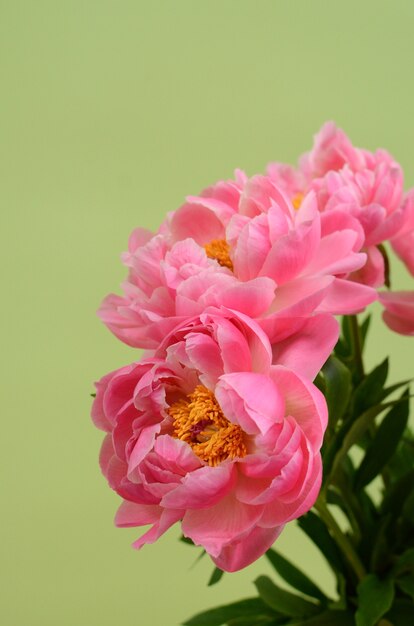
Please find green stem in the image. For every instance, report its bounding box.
[314,498,366,582]
[349,315,365,380]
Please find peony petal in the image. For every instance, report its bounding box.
[216,372,285,435]
[170,202,225,244]
[181,493,263,557]
[212,524,284,572]
[271,314,339,380]
[316,277,377,314]
[161,463,236,509]
[270,366,328,449]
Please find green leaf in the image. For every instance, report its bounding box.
[182,598,274,626]
[254,576,320,618]
[355,574,394,626]
[393,548,414,576]
[352,358,389,417]
[227,616,284,626]
[208,567,224,587]
[327,403,391,484]
[381,469,414,518]
[402,488,414,521]
[298,512,346,577]
[359,314,372,352]
[379,378,413,402]
[396,573,414,600]
[265,549,329,604]
[354,392,410,490]
[322,356,352,425]
[288,609,355,625]
[383,599,414,625]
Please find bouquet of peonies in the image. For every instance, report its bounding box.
[92,123,414,626]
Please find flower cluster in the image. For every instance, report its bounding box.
[92,123,414,572]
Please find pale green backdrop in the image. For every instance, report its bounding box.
[1,1,414,625]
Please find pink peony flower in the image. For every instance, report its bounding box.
[99,171,375,348]
[391,190,414,276]
[267,122,406,288]
[379,291,414,336]
[92,308,335,571]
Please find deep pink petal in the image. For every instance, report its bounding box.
[212,525,284,572]
[181,493,263,557]
[216,373,285,435]
[271,314,339,380]
[153,436,203,474]
[131,509,184,549]
[161,463,236,509]
[270,366,328,449]
[170,202,225,244]
[316,278,377,314]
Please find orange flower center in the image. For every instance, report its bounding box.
[291,192,304,210]
[169,385,246,466]
[204,239,234,271]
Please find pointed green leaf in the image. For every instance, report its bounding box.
[208,567,224,587]
[379,379,413,402]
[355,575,394,626]
[265,549,329,604]
[298,512,346,577]
[322,356,352,425]
[381,470,414,519]
[354,392,410,490]
[182,598,275,626]
[327,403,391,484]
[227,616,284,626]
[359,314,372,352]
[254,576,320,618]
[352,358,389,417]
[396,573,414,600]
[287,609,355,625]
[393,548,414,576]
[383,599,414,625]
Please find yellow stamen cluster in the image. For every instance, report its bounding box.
[204,239,234,271]
[169,385,246,466]
[292,192,304,211]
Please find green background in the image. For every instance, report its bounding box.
[2,1,414,625]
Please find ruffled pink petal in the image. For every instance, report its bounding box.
[350,245,385,288]
[267,275,333,316]
[260,219,321,284]
[270,366,328,449]
[379,291,414,336]
[127,424,160,475]
[305,230,366,276]
[220,277,277,318]
[320,209,365,250]
[303,121,365,178]
[91,370,122,432]
[215,373,285,435]
[124,227,154,255]
[170,202,225,245]
[181,493,263,558]
[271,314,339,380]
[153,436,203,474]
[161,463,236,509]
[131,508,184,549]
[259,454,322,527]
[316,277,377,314]
[211,308,273,373]
[239,175,293,218]
[212,524,284,572]
[115,501,163,527]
